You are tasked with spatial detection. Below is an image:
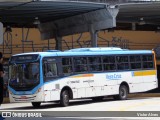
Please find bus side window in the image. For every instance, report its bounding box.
[88,57,102,71]
[116,56,129,70]
[46,64,57,76]
[43,59,58,81]
[62,57,73,76]
[74,57,87,72]
[130,55,141,70]
[142,55,154,69]
[103,56,116,71]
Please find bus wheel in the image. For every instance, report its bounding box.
[31,102,41,108]
[60,90,69,107]
[113,85,128,100]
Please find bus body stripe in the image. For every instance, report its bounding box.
[134,70,156,76]
[70,74,94,78]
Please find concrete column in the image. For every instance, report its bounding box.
[90,25,98,47]
[55,34,62,50]
[132,22,136,31]
[0,22,3,45]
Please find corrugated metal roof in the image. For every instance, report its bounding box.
[117,2,160,25]
[1,0,160,30]
[0,1,108,27]
[65,1,160,26]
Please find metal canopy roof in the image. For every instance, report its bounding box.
[0,1,108,27]
[116,2,160,30]
[1,0,159,31]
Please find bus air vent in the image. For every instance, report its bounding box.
[46,50,61,52]
[65,47,122,52]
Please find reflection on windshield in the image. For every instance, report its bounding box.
[9,62,40,86]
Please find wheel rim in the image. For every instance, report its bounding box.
[64,94,69,104]
[120,87,126,98]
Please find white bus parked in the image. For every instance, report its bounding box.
[8,47,158,107]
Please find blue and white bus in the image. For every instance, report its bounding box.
[8,47,158,107]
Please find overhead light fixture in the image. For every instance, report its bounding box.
[155,26,160,33]
[33,17,40,25]
[5,26,12,32]
[157,26,160,30]
[138,17,145,25]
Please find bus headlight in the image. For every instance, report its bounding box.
[35,88,42,94]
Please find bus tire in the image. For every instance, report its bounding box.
[60,90,69,107]
[113,85,128,100]
[31,102,41,108]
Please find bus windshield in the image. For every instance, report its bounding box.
[9,62,40,91]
